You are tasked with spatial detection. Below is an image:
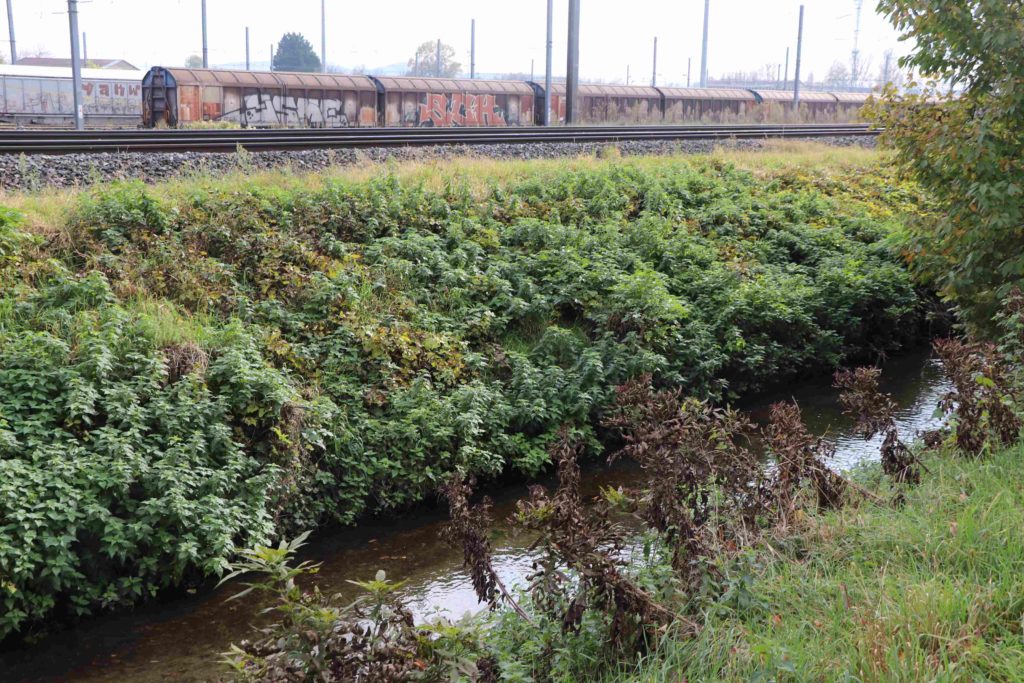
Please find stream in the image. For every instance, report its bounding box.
[0,351,950,683]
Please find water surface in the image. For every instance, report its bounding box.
[0,352,949,683]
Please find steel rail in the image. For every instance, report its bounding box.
[0,124,878,155]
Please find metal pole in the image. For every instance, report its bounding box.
[201,0,208,68]
[700,0,709,87]
[530,58,534,82]
[687,57,691,88]
[321,0,326,73]
[414,52,419,76]
[626,64,630,85]
[544,0,552,126]
[470,19,476,78]
[651,36,657,87]
[543,0,552,125]
[245,26,250,70]
[565,0,580,124]
[793,5,804,108]
[67,0,83,130]
[436,38,441,77]
[82,31,87,62]
[6,0,16,64]
[270,43,274,71]
[784,46,789,88]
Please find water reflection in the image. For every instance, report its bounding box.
[0,353,949,683]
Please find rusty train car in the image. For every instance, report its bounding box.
[1,65,142,127]
[135,66,873,129]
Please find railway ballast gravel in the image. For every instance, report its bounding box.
[0,135,876,192]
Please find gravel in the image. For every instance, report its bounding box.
[0,135,877,192]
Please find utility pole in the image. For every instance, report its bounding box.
[245,27,250,70]
[530,58,534,82]
[201,0,208,68]
[699,0,710,87]
[784,47,790,88]
[270,43,274,71]
[436,39,441,77]
[882,50,893,86]
[687,57,691,88]
[651,36,658,87]
[543,0,553,125]
[5,0,16,64]
[82,32,87,62]
[321,0,326,73]
[793,5,804,108]
[565,0,580,124]
[414,53,419,76]
[851,0,863,88]
[470,19,476,78]
[67,0,83,130]
[626,64,630,85]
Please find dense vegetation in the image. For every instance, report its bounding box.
[221,291,1024,683]
[0,153,928,639]
[872,0,1024,332]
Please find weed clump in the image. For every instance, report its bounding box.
[835,366,920,485]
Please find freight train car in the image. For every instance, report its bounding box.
[660,88,757,123]
[372,76,534,126]
[141,67,378,127]
[751,89,840,122]
[831,91,872,121]
[139,65,876,129]
[0,65,142,127]
[530,83,665,125]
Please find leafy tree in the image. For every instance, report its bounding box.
[406,41,461,77]
[826,61,851,86]
[872,0,1024,332]
[185,54,204,68]
[273,32,321,73]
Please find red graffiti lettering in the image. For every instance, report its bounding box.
[418,93,448,126]
[417,92,509,127]
[463,94,479,125]
[99,84,110,97]
[115,83,125,96]
[448,93,464,126]
[480,95,505,126]
[82,82,94,96]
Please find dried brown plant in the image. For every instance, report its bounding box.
[440,475,533,624]
[834,367,920,485]
[764,401,846,522]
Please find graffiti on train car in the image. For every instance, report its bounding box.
[418,93,506,127]
[4,78,141,115]
[240,94,353,127]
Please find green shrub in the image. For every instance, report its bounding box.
[0,157,929,637]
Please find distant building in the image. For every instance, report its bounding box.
[15,57,139,71]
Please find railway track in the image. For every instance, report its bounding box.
[0,123,878,155]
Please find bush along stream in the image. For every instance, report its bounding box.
[220,291,1024,683]
[0,155,935,641]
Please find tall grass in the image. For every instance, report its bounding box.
[624,443,1024,682]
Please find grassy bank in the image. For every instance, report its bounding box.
[621,442,1024,682]
[0,144,929,639]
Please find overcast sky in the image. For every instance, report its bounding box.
[4,1,910,86]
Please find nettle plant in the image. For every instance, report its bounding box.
[0,271,326,640]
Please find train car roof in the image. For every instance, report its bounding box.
[830,91,874,103]
[658,87,756,100]
[149,67,378,92]
[0,65,143,81]
[752,89,837,103]
[373,76,535,95]
[539,83,662,98]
